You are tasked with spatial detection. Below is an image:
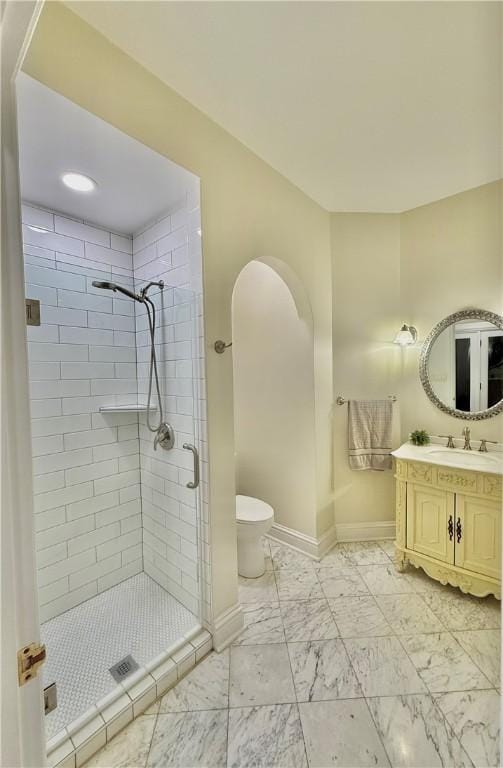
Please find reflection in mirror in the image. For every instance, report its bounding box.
[428,320,503,412]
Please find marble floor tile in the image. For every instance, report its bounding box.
[159,649,229,712]
[358,563,416,595]
[328,596,393,638]
[317,566,370,598]
[340,541,391,566]
[453,630,501,687]
[275,568,324,601]
[422,590,501,631]
[84,715,156,768]
[233,603,285,645]
[280,599,338,642]
[238,572,278,603]
[376,540,395,558]
[269,542,316,571]
[367,694,472,767]
[375,594,444,635]
[77,538,501,768]
[299,699,390,767]
[263,538,273,571]
[230,643,296,707]
[405,567,456,595]
[147,710,228,768]
[228,703,307,768]
[288,639,361,702]
[434,689,501,768]
[314,545,353,569]
[344,636,427,696]
[400,632,492,693]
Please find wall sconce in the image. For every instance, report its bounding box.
[394,323,418,346]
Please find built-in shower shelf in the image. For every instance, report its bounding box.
[99,404,158,413]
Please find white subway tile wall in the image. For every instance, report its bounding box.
[132,186,211,625]
[23,198,209,626]
[24,204,141,623]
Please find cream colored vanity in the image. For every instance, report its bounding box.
[393,443,502,599]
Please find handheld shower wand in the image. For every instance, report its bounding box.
[91,281,142,302]
[92,280,171,449]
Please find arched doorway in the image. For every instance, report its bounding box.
[232,259,317,539]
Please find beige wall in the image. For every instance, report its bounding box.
[233,260,317,537]
[24,4,334,623]
[331,182,503,528]
[400,181,503,443]
[331,214,402,526]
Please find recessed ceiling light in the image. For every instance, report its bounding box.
[27,225,49,234]
[61,172,96,193]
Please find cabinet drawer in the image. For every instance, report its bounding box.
[436,467,478,494]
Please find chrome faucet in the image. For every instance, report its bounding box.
[479,439,498,453]
[462,427,471,450]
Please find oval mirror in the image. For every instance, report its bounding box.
[419,309,503,420]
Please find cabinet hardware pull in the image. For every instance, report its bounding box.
[448,515,454,541]
[456,517,462,543]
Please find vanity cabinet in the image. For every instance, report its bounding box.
[395,459,501,599]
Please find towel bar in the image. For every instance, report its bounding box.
[336,395,397,405]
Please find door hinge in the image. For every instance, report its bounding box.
[18,642,46,686]
[25,298,41,326]
[44,682,57,714]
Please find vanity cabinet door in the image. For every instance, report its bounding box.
[455,495,501,580]
[406,484,455,564]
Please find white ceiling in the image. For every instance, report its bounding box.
[16,73,197,234]
[65,1,502,213]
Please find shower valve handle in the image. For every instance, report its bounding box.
[154,423,175,451]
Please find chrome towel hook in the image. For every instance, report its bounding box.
[214,340,233,354]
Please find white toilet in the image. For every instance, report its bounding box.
[236,495,274,578]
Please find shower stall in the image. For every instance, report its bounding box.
[17,73,210,756]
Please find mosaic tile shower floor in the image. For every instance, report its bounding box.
[42,572,199,739]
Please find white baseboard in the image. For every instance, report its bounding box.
[268,522,319,559]
[335,520,396,542]
[268,522,338,560]
[317,524,338,558]
[267,520,395,561]
[211,602,244,651]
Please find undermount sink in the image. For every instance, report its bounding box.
[391,441,503,475]
[425,448,501,469]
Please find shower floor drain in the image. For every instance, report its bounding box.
[109,654,139,683]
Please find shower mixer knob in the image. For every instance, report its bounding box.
[154,423,175,451]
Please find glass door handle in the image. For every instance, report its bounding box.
[183,443,200,489]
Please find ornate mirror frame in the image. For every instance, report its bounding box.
[419,308,503,421]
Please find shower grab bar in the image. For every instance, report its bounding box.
[183,443,200,489]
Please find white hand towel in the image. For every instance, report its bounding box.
[348,399,393,471]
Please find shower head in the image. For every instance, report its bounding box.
[92,281,141,302]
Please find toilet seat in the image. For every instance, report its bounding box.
[236,495,273,524]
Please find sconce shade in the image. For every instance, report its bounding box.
[394,323,418,346]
